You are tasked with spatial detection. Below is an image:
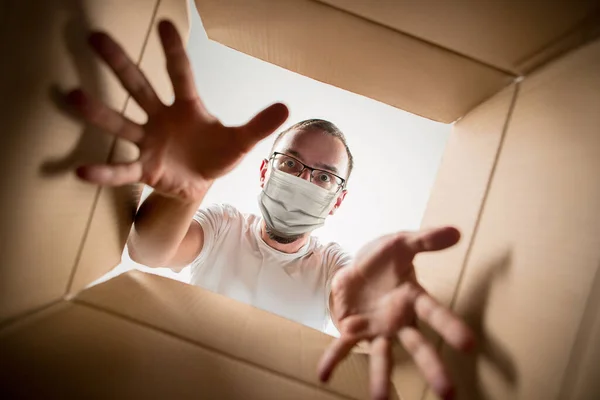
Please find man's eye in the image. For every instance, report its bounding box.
[318,173,331,182]
[284,160,296,168]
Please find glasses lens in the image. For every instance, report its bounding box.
[274,154,303,174]
[311,170,342,191]
[272,154,342,191]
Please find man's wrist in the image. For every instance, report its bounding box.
[154,178,214,205]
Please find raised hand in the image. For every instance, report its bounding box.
[66,20,289,201]
[321,227,475,400]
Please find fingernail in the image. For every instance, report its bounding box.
[65,89,85,105]
[158,19,172,31]
[443,387,455,400]
[461,331,477,352]
[75,166,87,179]
[318,370,330,383]
[88,32,107,50]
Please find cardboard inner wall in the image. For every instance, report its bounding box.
[0,0,160,324]
[194,0,600,123]
[316,0,600,75]
[68,0,191,294]
[2,1,600,399]
[75,271,373,399]
[0,303,349,400]
[564,268,600,400]
[194,0,514,123]
[421,38,600,400]
[392,84,517,400]
[1,270,379,400]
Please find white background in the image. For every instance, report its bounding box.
[95,3,451,319]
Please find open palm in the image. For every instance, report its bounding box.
[321,227,475,400]
[67,20,288,200]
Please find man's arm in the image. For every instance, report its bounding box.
[127,185,210,268]
[67,22,287,269]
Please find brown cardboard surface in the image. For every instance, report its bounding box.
[0,0,157,323]
[391,84,517,400]
[4,2,600,399]
[417,84,517,307]
[425,38,600,400]
[516,10,600,74]
[195,0,513,123]
[317,0,600,74]
[559,265,600,400]
[75,270,376,400]
[69,0,191,294]
[0,302,354,399]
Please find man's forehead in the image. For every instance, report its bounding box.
[273,129,349,176]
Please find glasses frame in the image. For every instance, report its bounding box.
[269,152,346,192]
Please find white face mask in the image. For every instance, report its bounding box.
[258,168,339,237]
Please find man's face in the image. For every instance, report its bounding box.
[260,128,349,216]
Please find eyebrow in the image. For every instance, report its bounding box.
[284,149,340,175]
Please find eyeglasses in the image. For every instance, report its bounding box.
[270,152,346,192]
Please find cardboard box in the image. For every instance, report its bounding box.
[2,0,600,399]
[0,0,377,399]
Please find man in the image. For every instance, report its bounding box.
[184,118,353,333]
[67,20,474,400]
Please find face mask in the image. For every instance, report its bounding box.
[258,168,339,237]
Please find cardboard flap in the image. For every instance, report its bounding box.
[392,84,517,400]
[195,0,513,123]
[67,0,191,295]
[0,302,353,399]
[317,0,600,74]
[424,38,600,400]
[75,270,378,399]
[0,0,159,324]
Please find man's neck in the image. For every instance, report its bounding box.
[260,221,309,254]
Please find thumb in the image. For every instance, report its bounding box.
[405,226,461,254]
[237,103,289,151]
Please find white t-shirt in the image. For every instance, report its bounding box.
[190,204,352,332]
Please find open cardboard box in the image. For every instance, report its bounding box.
[1,0,600,399]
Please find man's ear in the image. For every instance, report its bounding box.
[330,189,348,215]
[260,159,269,188]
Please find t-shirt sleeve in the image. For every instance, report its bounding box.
[191,203,237,271]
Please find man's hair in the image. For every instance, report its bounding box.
[271,119,354,182]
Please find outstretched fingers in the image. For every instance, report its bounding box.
[414,292,475,352]
[158,20,201,103]
[398,326,454,400]
[76,162,143,186]
[65,89,144,143]
[89,31,162,114]
[318,335,361,383]
[370,337,392,400]
[237,103,289,151]
[404,226,461,255]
